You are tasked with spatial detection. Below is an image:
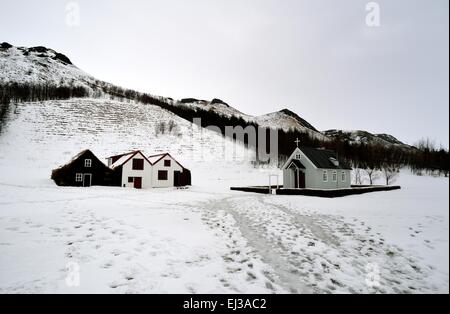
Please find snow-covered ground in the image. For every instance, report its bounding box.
[0,99,448,294]
[0,170,448,294]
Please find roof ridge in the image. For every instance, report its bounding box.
[298,146,352,170]
[107,150,141,159]
[148,152,167,158]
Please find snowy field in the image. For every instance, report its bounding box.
[0,99,448,294]
[0,169,448,294]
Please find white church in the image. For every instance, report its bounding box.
[282,141,352,190]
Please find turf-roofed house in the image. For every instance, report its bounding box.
[51,150,114,187]
[52,150,191,189]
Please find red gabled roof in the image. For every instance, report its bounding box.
[108,151,189,170]
[110,151,153,169]
[147,152,188,169]
[107,150,140,160]
[147,153,167,164]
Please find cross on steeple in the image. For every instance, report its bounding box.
[295,138,301,148]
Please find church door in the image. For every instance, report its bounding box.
[299,171,306,188]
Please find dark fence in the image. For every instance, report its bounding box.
[230,186,282,195]
[231,185,401,198]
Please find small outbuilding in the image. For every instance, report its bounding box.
[51,150,114,187]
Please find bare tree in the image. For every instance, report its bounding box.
[364,168,380,185]
[382,164,399,186]
[415,137,436,152]
[159,121,166,135]
[353,168,363,185]
[154,121,166,136]
[168,120,178,133]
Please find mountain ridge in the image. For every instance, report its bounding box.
[1,42,412,150]
[323,129,412,149]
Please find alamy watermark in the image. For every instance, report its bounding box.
[365,2,381,27]
[65,261,80,287]
[190,118,279,164]
[365,263,381,288]
[65,2,81,27]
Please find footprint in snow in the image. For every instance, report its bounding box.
[101,261,114,269]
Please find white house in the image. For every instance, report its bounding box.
[147,153,190,188]
[106,151,191,189]
[282,146,352,190]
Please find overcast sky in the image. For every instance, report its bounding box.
[1,0,448,147]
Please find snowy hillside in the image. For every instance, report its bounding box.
[177,98,329,140]
[2,42,422,149]
[1,42,332,139]
[178,98,252,120]
[0,43,97,92]
[0,98,256,183]
[324,129,413,149]
[255,109,329,141]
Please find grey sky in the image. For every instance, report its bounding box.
[1,0,448,147]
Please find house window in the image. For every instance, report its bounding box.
[75,173,83,182]
[323,170,328,182]
[342,171,346,182]
[158,170,168,181]
[132,159,144,170]
[85,159,92,168]
[164,160,171,167]
[128,177,134,183]
[295,154,301,160]
[332,171,337,182]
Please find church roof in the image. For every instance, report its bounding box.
[289,159,306,169]
[299,146,352,170]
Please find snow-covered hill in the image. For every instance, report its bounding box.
[0,98,257,185]
[1,42,331,139]
[255,109,329,141]
[3,42,422,151]
[324,129,413,149]
[0,42,267,185]
[177,98,329,140]
[178,98,252,120]
[0,43,97,92]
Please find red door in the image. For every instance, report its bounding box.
[299,171,306,188]
[134,177,142,189]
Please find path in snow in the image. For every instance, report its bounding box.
[199,194,437,294]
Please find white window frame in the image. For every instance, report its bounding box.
[75,173,83,182]
[85,159,92,168]
[332,170,337,182]
[295,154,302,160]
[323,170,328,182]
[342,171,346,182]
